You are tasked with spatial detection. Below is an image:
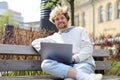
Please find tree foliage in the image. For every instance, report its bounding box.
[41,0,61,9]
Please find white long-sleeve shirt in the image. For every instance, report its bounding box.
[32,26,95,66]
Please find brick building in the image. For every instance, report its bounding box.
[74,0,120,37]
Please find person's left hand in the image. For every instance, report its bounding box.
[72,56,75,63]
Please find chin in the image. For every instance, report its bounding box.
[59,27,66,30]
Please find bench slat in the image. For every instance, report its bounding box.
[0,75,58,80]
[0,44,109,57]
[0,60,110,71]
[0,76,120,80]
[93,49,109,57]
[0,44,38,55]
[95,61,111,70]
[0,60,41,71]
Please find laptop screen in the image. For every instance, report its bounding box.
[40,42,73,65]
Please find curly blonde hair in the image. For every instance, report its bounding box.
[49,6,70,23]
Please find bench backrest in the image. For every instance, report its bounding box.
[0,44,111,72]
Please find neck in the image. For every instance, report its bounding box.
[59,28,66,32]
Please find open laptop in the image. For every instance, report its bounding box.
[40,42,73,65]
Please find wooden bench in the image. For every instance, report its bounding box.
[0,44,119,80]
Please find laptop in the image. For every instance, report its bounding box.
[40,42,73,65]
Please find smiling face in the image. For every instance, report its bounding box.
[49,6,70,32]
[54,14,68,31]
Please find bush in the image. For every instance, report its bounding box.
[94,33,120,76]
[0,27,55,76]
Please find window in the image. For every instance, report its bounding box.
[100,6,104,23]
[117,1,120,18]
[82,13,85,27]
[108,3,112,21]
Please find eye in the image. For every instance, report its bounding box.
[55,18,59,21]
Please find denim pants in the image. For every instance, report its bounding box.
[41,59,95,80]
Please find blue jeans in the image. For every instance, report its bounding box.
[41,59,95,80]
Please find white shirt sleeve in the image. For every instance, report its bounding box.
[31,36,55,52]
[73,29,93,63]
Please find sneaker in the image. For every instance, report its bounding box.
[89,74,103,80]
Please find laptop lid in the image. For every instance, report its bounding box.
[40,42,73,65]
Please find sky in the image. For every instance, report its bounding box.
[0,0,40,22]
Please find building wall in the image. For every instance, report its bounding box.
[75,0,120,37]
[0,1,24,25]
[75,1,93,34]
[24,21,40,31]
[0,1,8,9]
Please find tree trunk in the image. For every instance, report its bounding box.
[70,0,74,26]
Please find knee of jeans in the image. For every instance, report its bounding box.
[41,60,54,71]
[41,60,48,71]
[64,78,74,80]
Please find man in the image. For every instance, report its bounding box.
[32,6,102,80]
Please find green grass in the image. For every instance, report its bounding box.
[2,71,48,76]
[105,61,120,76]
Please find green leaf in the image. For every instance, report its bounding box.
[40,0,61,9]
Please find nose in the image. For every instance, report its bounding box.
[58,18,63,22]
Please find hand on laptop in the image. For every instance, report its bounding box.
[72,57,75,64]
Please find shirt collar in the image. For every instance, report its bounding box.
[58,26,74,34]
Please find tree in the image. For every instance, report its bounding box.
[41,0,61,9]
[67,0,75,26]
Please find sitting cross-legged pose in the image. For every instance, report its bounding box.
[32,6,102,80]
